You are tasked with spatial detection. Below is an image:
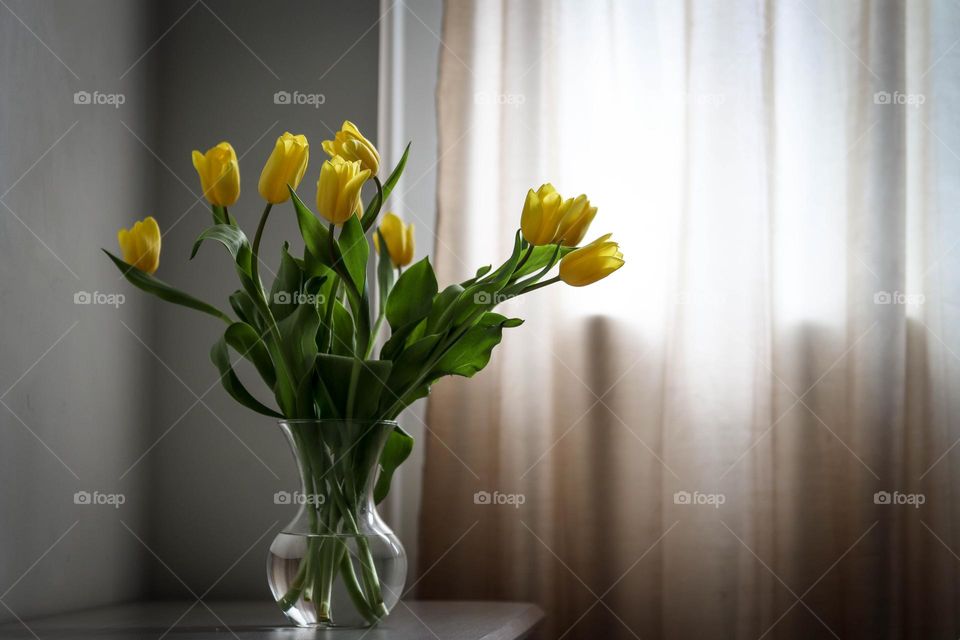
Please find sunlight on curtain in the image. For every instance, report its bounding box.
[419,1,960,638]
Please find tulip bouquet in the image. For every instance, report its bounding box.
[105,122,623,627]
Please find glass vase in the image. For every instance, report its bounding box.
[267,419,407,628]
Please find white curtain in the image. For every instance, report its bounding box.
[418,1,960,638]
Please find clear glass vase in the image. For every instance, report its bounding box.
[267,419,407,628]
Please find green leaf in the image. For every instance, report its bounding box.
[315,354,392,419]
[224,322,276,389]
[450,232,525,324]
[385,257,438,331]
[269,242,303,321]
[210,335,282,418]
[425,284,464,335]
[376,230,396,315]
[229,290,259,329]
[190,224,253,274]
[330,300,356,357]
[380,333,442,414]
[277,277,323,382]
[374,426,414,503]
[379,318,423,361]
[338,214,368,295]
[291,187,332,267]
[362,143,411,233]
[433,312,522,378]
[512,244,574,279]
[104,250,231,323]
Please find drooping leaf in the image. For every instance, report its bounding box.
[385,257,437,331]
[374,426,414,503]
[190,224,253,275]
[224,322,276,389]
[210,335,282,418]
[432,312,522,378]
[104,250,231,323]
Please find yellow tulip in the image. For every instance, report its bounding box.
[117,216,162,274]
[558,233,624,287]
[521,183,564,246]
[316,156,371,224]
[321,121,380,175]
[191,142,240,207]
[374,212,415,267]
[555,194,597,246]
[258,132,309,204]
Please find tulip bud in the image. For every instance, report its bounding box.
[555,194,597,246]
[322,121,380,175]
[316,156,371,225]
[558,233,624,287]
[374,212,415,267]
[117,216,162,274]
[259,132,309,204]
[521,183,564,246]
[191,142,240,207]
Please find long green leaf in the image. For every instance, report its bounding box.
[104,250,231,323]
[210,335,282,418]
[190,224,253,274]
[362,143,411,233]
[385,257,438,331]
[338,214,368,296]
[224,322,276,389]
[269,242,303,321]
[291,187,332,267]
[374,426,414,503]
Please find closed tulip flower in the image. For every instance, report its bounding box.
[555,194,597,246]
[322,121,380,175]
[558,233,624,286]
[521,183,564,246]
[259,132,309,204]
[191,142,240,207]
[316,156,371,224]
[374,212,415,267]
[117,216,162,274]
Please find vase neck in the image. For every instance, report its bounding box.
[279,420,393,536]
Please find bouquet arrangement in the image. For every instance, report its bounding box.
[105,121,623,627]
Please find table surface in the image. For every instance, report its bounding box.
[0,600,544,640]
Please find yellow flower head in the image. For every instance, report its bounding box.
[558,233,624,287]
[117,216,161,274]
[259,132,309,204]
[322,121,380,175]
[191,142,240,207]
[316,156,371,225]
[374,212,415,267]
[521,183,564,246]
[555,194,597,247]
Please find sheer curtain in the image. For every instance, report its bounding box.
[417,1,960,638]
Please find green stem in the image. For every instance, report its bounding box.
[251,203,273,291]
[520,275,561,294]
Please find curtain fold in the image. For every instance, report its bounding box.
[418,1,960,638]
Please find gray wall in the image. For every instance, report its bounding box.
[0,0,384,619]
[147,0,381,598]
[0,0,157,621]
